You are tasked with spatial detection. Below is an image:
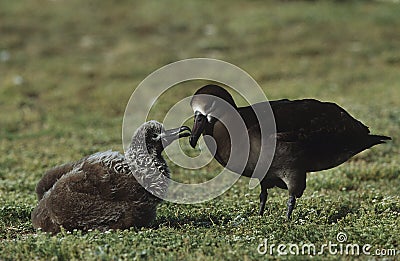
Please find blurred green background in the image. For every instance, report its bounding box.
[0,0,399,260]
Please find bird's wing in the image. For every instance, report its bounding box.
[59,150,141,201]
[271,99,370,142]
[35,150,130,200]
[241,99,370,143]
[42,150,150,230]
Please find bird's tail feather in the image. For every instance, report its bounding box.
[369,134,392,145]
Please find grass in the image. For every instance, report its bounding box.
[0,0,399,260]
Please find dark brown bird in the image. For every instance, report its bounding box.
[189,85,391,220]
[31,121,190,233]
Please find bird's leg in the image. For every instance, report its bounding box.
[286,195,296,220]
[259,191,268,216]
[259,182,268,216]
[282,171,306,221]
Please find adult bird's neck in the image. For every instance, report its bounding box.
[202,109,259,177]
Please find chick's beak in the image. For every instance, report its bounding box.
[189,113,207,148]
[161,126,191,146]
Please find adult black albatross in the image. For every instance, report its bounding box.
[189,84,391,220]
[31,121,190,233]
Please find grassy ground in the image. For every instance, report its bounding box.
[1,0,399,260]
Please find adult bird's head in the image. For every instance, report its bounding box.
[133,121,191,154]
[189,85,237,148]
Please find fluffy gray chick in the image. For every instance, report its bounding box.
[31,121,190,233]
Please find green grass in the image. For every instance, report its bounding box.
[1,0,399,260]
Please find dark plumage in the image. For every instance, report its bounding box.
[31,121,190,233]
[189,85,391,219]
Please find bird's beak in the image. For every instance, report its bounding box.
[161,126,191,146]
[189,113,207,148]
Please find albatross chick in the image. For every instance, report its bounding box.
[31,121,190,233]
